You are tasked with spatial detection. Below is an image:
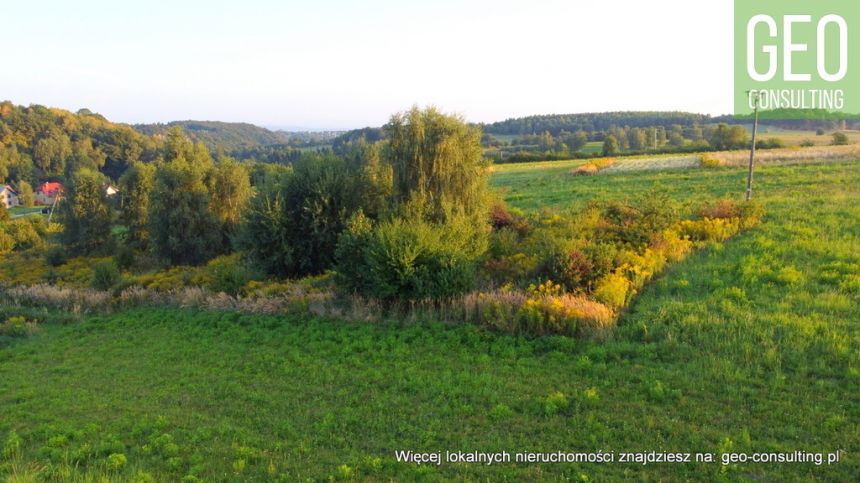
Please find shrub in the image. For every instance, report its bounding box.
[698,199,762,229]
[652,229,693,263]
[700,154,722,168]
[516,293,614,335]
[593,273,632,309]
[0,229,16,255]
[699,199,741,219]
[757,137,785,149]
[91,261,121,291]
[45,246,68,267]
[677,218,740,243]
[543,391,570,416]
[538,248,594,291]
[341,216,488,301]
[483,253,538,286]
[831,132,849,146]
[592,158,616,170]
[197,254,255,295]
[0,315,38,337]
[114,244,135,270]
[107,453,128,471]
[800,139,815,147]
[570,163,599,176]
[738,201,765,228]
[488,404,514,421]
[3,219,45,251]
[334,211,373,292]
[489,202,514,229]
[581,242,621,282]
[600,195,679,248]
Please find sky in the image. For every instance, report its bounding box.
[1,0,733,130]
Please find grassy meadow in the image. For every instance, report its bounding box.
[1,158,859,481]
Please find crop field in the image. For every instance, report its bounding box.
[2,159,859,481]
[746,126,860,147]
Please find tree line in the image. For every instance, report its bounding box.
[52,107,492,302]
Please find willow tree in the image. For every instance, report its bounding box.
[384,106,488,223]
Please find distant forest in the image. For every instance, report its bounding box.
[133,120,342,151]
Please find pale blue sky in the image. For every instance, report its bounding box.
[1,0,733,129]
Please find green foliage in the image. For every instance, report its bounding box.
[0,229,13,254]
[234,188,294,277]
[45,246,68,267]
[118,162,156,247]
[237,155,378,277]
[543,391,570,416]
[114,244,135,270]
[333,211,373,292]
[59,168,113,255]
[601,135,618,156]
[338,216,487,301]
[709,123,748,150]
[198,254,255,296]
[16,180,35,207]
[209,158,252,244]
[91,260,121,290]
[385,106,489,223]
[599,195,678,248]
[107,453,128,471]
[2,217,46,252]
[539,248,594,291]
[149,155,222,266]
[831,132,849,145]
[0,101,156,182]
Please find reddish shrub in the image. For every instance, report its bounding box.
[489,203,514,229]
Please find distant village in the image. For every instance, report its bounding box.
[1,181,117,212]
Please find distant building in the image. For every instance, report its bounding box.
[106,185,119,197]
[36,182,64,205]
[0,185,19,209]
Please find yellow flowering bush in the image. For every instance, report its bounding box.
[593,272,632,309]
[677,217,740,243]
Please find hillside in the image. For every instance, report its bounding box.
[133,121,291,150]
[0,101,159,181]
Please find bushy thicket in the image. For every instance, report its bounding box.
[336,213,488,301]
[237,152,389,277]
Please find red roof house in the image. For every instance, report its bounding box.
[36,182,64,205]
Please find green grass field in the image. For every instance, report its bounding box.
[1,160,858,481]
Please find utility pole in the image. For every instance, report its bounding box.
[745,91,760,201]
